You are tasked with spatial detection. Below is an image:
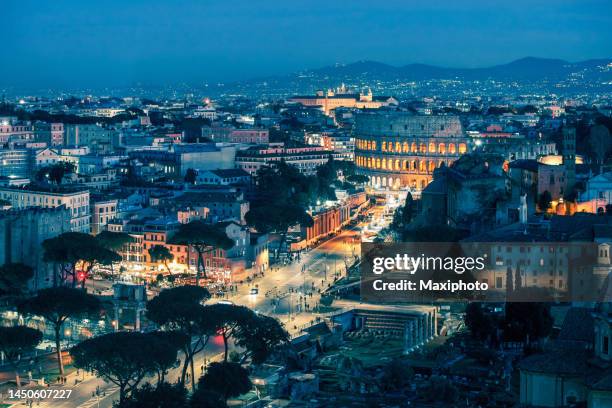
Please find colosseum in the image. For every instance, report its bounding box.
[353,112,470,191]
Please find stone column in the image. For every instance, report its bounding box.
[432,310,437,337]
[404,320,415,352]
[114,305,119,332]
[427,311,435,339]
[420,316,426,344]
[135,309,141,332]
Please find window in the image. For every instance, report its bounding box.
[604,336,609,355]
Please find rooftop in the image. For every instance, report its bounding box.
[207,168,250,178]
[175,191,244,203]
[0,184,89,195]
[508,159,539,172]
[557,307,594,345]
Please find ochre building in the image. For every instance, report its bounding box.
[354,112,469,190]
[288,87,397,116]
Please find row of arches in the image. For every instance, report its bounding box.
[368,176,429,190]
[357,140,377,151]
[356,139,467,155]
[355,156,452,173]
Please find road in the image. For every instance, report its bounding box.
[14,217,373,407]
[224,224,362,331]
[17,224,361,407]
[34,341,225,408]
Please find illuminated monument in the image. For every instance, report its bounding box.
[354,112,469,191]
[288,84,398,116]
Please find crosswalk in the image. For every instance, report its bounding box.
[77,385,120,408]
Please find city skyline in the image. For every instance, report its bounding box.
[2,0,612,89]
[1,2,612,407]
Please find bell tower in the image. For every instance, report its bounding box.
[562,126,576,196]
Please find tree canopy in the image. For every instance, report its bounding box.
[378,358,414,392]
[95,231,133,251]
[234,314,288,364]
[504,302,553,343]
[189,390,228,408]
[19,287,100,375]
[537,190,552,213]
[245,204,314,235]
[43,232,121,287]
[149,245,174,275]
[248,159,373,258]
[204,303,254,362]
[204,304,288,364]
[184,168,198,184]
[71,332,179,403]
[197,362,252,402]
[0,263,34,301]
[588,124,612,168]
[0,326,43,386]
[35,162,75,185]
[402,225,468,243]
[170,221,234,285]
[147,286,213,388]
[115,382,188,408]
[465,303,497,342]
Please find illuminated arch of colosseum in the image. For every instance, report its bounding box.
[353,112,470,190]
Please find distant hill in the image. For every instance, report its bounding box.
[307,57,611,82]
[306,57,612,81]
[209,57,611,98]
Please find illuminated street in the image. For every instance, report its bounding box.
[31,220,366,407]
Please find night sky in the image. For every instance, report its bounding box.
[2,0,611,89]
